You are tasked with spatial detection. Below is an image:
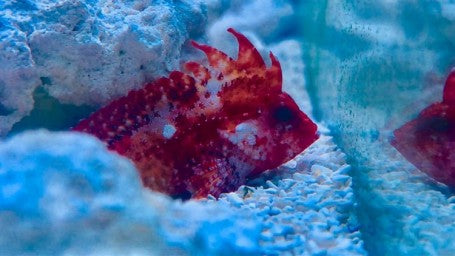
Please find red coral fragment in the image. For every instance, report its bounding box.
[73,28,318,198]
[392,71,455,186]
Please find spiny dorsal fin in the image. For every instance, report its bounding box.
[227,28,266,69]
[266,52,282,91]
[183,61,210,84]
[191,40,234,75]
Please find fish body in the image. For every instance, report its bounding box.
[74,28,318,198]
[392,71,455,186]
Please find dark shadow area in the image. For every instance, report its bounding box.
[10,86,96,136]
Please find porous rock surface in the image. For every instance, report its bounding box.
[0,0,214,135]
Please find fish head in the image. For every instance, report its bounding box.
[268,93,318,157]
[191,28,319,174]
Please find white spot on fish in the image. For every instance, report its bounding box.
[163,124,176,139]
[222,122,258,145]
[207,79,222,94]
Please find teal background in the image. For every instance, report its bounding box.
[298,1,455,255]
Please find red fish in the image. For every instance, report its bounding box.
[392,70,455,186]
[73,28,318,198]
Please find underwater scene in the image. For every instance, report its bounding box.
[1,0,455,255]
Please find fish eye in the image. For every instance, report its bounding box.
[418,116,451,133]
[273,105,294,123]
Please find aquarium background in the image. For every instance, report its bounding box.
[1,0,455,255]
[299,1,455,255]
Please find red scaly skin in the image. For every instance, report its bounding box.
[73,28,319,198]
[392,71,455,186]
